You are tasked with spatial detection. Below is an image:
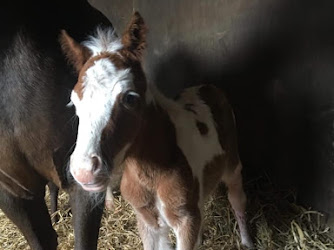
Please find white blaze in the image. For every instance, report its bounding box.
[70,58,133,172]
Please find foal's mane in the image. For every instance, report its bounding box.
[83,27,122,56]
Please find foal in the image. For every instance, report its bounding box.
[61,12,253,249]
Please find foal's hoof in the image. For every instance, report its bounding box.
[242,239,255,249]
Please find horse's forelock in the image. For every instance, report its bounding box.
[83,27,123,56]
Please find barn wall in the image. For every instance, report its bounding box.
[89,0,334,230]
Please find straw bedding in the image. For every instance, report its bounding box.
[0,176,333,250]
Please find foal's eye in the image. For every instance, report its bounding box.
[122,91,140,109]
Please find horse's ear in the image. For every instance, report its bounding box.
[121,11,147,60]
[59,30,91,72]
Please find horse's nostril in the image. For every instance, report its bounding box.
[91,155,101,172]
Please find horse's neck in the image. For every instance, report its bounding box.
[127,86,183,167]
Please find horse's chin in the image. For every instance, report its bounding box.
[81,182,108,192]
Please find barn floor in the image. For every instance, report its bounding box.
[0,176,333,250]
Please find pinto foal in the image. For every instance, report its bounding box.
[61,12,253,249]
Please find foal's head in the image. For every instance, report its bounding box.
[60,12,148,191]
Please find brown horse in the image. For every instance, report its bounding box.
[0,0,112,249]
[61,12,254,249]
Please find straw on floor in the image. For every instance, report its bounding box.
[0,175,333,250]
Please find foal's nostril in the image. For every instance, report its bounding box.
[91,155,102,173]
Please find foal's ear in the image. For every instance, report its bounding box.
[121,11,147,60]
[59,30,91,72]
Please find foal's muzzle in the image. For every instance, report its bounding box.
[70,154,108,192]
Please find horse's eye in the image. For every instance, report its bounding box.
[122,91,140,109]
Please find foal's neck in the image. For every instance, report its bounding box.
[127,85,183,167]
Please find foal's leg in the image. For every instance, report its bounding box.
[121,169,172,250]
[222,162,253,248]
[157,183,201,250]
[196,205,204,247]
[0,187,57,250]
[161,204,201,250]
[135,208,172,250]
[105,184,115,210]
[68,184,104,250]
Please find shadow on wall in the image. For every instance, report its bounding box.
[91,0,334,226]
[146,0,303,181]
[149,0,334,219]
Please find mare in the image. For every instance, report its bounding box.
[0,0,112,249]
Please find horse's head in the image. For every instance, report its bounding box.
[60,12,148,192]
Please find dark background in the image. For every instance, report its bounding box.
[89,0,334,230]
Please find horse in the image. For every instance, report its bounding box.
[0,0,112,249]
[61,12,254,249]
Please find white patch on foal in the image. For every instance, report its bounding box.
[154,197,173,250]
[152,85,224,205]
[70,57,133,176]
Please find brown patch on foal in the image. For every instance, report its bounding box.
[121,158,160,229]
[196,120,208,135]
[157,174,200,221]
